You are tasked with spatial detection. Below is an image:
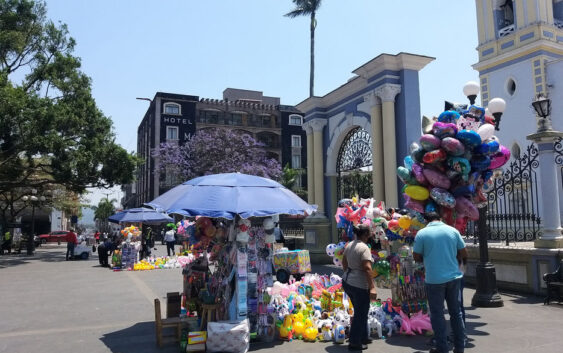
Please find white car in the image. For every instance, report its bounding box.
[73,236,93,260]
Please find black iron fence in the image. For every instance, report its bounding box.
[555,137,563,189]
[464,143,541,244]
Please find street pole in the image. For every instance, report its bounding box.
[27,203,36,255]
[471,205,503,307]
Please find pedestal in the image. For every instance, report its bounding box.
[471,262,504,307]
[302,215,332,264]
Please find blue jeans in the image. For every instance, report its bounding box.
[426,278,465,353]
[342,281,369,346]
[66,242,75,260]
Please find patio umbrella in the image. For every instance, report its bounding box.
[144,172,317,219]
[108,207,174,224]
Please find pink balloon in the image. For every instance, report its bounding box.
[455,196,479,220]
[403,194,425,213]
[489,145,511,169]
[422,168,451,189]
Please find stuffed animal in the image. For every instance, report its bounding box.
[409,311,432,335]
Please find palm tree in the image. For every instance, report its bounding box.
[93,198,116,233]
[285,0,322,97]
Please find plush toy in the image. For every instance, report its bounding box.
[321,322,333,341]
[236,218,251,243]
[409,311,433,335]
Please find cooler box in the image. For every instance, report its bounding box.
[273,250,311,274]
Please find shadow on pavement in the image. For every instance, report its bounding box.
[100,321,177,353]
[376,334,430,352]
[249,339,285,351]
[0,246,90,268]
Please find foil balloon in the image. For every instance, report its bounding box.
[422,168,451,189]
[397,166,417,185]
[411,163,428,185]
[398,215,412,230]
[440,206,456,225]
[404,155,414,170]
[432,122,458,139]
[425,201,438,213]
[489,145,511,169]
[455,196,479,220]
[430,188,456,208]
[420,134,442,151]
[404,185,430,201]
[441,137,465,156]
[477,123,495,141]
[470,154,491,172]
[437,110,460,124]
[456,129,482,148]
[404,194,425,213]
[411,145,426,164]
[423,149,447,164]
[447,157,471,179]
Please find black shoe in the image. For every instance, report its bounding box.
[362,338,373,344]
[429,349,444,353]
[348,344,368,351]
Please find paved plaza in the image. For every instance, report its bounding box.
[0,244,562,353]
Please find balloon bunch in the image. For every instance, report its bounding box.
[398,102,511,233]
[120,226,140,240]
[335,197,387,240]
[325,242,347,266]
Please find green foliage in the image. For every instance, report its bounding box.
[93,197,116,232]
[0,0,138,196]
[280,163,298,189]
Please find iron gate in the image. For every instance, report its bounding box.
[555,137,563,188]
[336,127,373,200]
[467,143,542,244]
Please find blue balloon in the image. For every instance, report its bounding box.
[452,184,476,197]
[471,154,491,172]
[425,201,438,214]
[438,111,460,123]
[404,156,414,170]
[482,170,493,183]
[456,130,482,148]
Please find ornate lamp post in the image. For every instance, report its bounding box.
[527,94,563,248]
[22,189,46,255]
[461,82,504,307]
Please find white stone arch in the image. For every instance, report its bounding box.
[326,114,371,175]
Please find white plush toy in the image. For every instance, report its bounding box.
[236,219,251,243]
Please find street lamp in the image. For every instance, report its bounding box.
[488,97,506,131]
[22,189,46,255]
[460,86,504,307]
[462,81,480,105]
[531,94,553,132]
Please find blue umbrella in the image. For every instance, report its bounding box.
[144,172,317,219]
[108,207,174,224]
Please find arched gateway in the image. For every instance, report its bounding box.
[297,53,434,262]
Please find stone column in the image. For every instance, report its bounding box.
[527,130,563,248]
[303,124,315,204]
[311,119,327,214]
[374,84,401,208]
[364,92,385,201]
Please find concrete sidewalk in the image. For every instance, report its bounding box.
[0,245,562,353]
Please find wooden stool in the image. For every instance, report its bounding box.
[199,303,220,330]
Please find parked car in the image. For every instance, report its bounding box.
[38,230,72,244]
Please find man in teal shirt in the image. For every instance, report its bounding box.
[413,212,468,353]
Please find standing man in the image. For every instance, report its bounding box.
[274,223,284,244]
[164,225,176,257]
[413,212,467,353]
[65,229,78,261]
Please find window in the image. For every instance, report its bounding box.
[262,115,271,127]
[506,78,516,96]
[291,135,301,147]
[289,114,303,126]
[231,113,243,126]
[163,102,181,115]
[292,154,301,169]
[166,126,179,140]
[199,110,222,124]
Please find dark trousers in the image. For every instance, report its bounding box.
[66,242,75,260]
[342,281,370,346]
[98,245,109,267]
[166,241,175,256]
[426,278,465,353]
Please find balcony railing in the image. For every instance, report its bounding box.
[498,24,515,37]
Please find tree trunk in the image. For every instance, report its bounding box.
[310,12,315,97]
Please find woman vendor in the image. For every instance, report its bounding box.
[342,224,377,351]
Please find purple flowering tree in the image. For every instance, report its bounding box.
[153,128,282,182]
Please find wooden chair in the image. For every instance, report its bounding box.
[154,298,182,347]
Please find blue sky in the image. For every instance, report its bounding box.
[43,0,479,206]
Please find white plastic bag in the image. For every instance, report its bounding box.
[206,319,249,353]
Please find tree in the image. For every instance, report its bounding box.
[0,0,138,200]
[285,0,322,97]
[154,128,282,182]
[93,198,116,233]
[280,163,298,190]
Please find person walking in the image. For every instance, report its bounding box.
[342,224,377,351]
[164,226,176,256]
[65,229,78,261]
[413,212,468,353]
[274,222,284,244]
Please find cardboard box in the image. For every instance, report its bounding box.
[273,250,311,274]
[188,331,207,344]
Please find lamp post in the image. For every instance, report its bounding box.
[22,189,46,255]
[527,95,563,248]
[461,82,504,307]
